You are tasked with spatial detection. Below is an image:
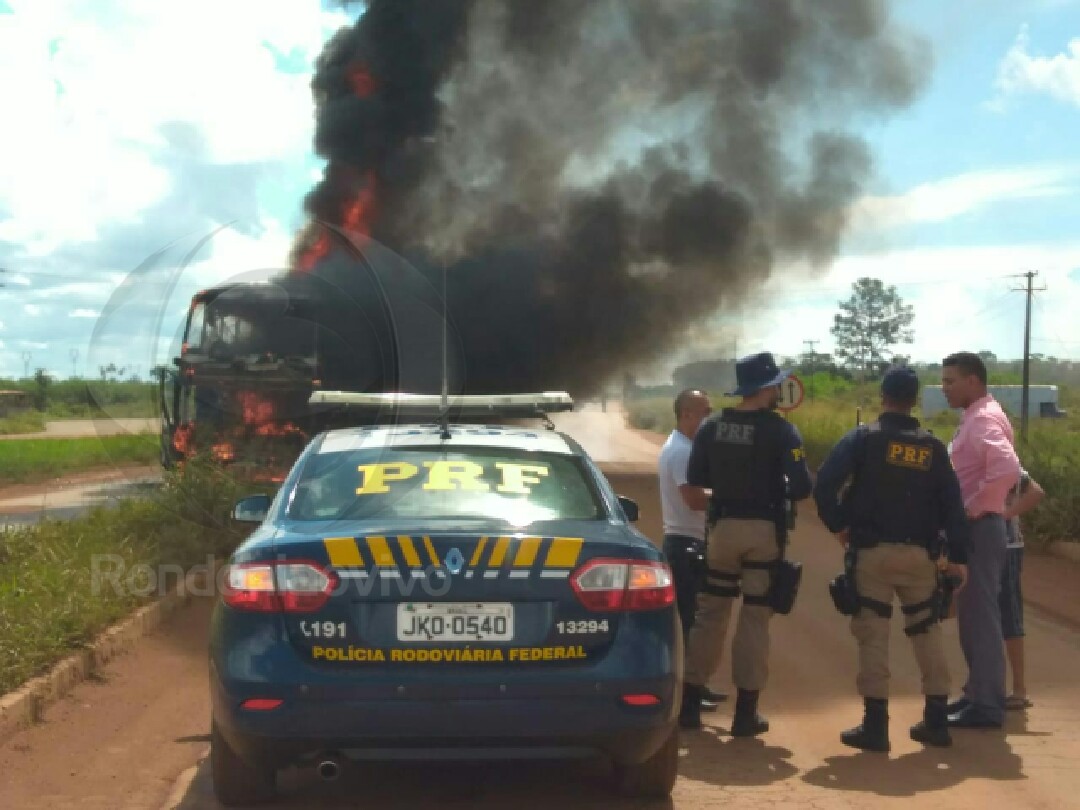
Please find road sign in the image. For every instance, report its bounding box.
[777,374,805,412]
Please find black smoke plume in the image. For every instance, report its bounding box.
[292,0,929,395]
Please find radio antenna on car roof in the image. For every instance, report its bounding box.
[439,263,451,440]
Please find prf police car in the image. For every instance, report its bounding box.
[210,393,682,805]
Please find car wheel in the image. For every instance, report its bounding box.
[210,722,276,806]
[612,728,679,799]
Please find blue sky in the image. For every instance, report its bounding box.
[0,1,1078,384]
[710,0,1080,372]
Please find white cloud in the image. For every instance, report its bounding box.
[0,2,351,378]
[850,166,1077,232]
[994,26,1080,108]
[744,242,1080,363]
[0,1,349,248]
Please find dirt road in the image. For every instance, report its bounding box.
[2,408,1079,809]
[0,464,161,527]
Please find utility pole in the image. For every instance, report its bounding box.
[1011,271,1046,443]
[803,339,819,400]
[22,351,32,378]
[70,348,79,379]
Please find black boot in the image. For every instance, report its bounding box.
[841,697,890,753]
[679,683,703,730]
[730,689,769,737]
[911,695,952,747]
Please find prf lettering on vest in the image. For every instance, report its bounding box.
[886,441,933,471]
[717,422,755,445]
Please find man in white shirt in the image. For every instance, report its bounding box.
[658,388,725,707]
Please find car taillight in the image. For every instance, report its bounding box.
[222,561,337,613]
[570,558,674,612]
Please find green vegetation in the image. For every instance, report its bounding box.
[0,377,158,420]
[0,435,159,485]
[627,376,1080,547]
[0,460,273,693]
[0,410,46,436]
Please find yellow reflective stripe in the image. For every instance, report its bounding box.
[470,537,488,567]
[488,537,510,568]
[544,537,584,568]
[324,536,363,568]
[423,536,439,566]
[513,537,541,567]
[366,536,395,567]
[397,536,422,568]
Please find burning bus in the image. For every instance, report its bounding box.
[159,267,401,481]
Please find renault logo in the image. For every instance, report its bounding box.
[444,548,465,575]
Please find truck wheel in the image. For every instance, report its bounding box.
[612,728,679,798]
[210,722,276,806]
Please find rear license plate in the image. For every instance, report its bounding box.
[397,603,514,642]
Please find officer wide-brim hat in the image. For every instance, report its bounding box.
[728,351,791,397]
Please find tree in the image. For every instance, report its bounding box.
[831,277,914,378]
[33,368,51,412]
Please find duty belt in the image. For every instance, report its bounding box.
[712,503,780,521]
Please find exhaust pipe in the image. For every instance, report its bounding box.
[316,756,342,782]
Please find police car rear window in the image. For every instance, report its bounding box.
[287,448,604,525]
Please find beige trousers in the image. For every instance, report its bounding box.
[852,544,950,699]
[684,518,777,691]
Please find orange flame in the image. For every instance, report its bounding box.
[211,443,236,463]
[347,64,378,98]
[173,422,194,455]
[298,232,332,273]
[296,171,377,273]
[343,173,377,236]
[238,391,275,425]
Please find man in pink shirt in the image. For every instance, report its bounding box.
[941,352,1021,728]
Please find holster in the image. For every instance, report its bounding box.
[768,558,802,615]
[934,573,961,621]
[829,547,859,616]
[766,508,801,615]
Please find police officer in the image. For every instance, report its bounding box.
[813,366,970,752]
[679,352,813,734]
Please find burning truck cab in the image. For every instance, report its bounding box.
[160,273,399,481]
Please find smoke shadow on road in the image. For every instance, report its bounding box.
[800,736,1025,797]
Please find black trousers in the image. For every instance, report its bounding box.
[663,533,706,638]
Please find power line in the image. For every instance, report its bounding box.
[803,339,819,399]
[1010,271,1046,443]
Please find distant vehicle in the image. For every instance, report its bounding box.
[921,385,1067,419]
[209,394,681,805]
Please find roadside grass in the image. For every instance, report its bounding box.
[627,391,1080,547]
[0,459,272,693]
[0,434,159,485]
[0,411,46,436]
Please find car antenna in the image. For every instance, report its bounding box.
[439,263,451,441]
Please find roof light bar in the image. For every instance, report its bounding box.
[308,391,574,418]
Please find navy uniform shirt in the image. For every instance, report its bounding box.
[687,409,813,503]
[813,412,969,564]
